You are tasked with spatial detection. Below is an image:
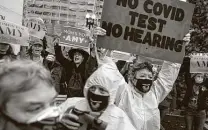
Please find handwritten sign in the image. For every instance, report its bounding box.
[97,0,195,63]
[24,17,46,39]
[60,26,91,48]
[0,20,29,46]
[190,53,208,73]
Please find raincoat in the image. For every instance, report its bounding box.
[60,57,136,130]
[115,61,181,130]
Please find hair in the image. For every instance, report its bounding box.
[132,62,153,75]
[0,60,54,109]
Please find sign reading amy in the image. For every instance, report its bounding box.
[24,17,46,39]
[0,20,29,46]
[60,26,90,47]
[190,53,208,73]
[97,0,195,63]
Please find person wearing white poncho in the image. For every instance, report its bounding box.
[115,60,181,130]
[60,57,136,130]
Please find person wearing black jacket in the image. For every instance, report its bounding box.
[54,39,89,97]
[183,71,208,130]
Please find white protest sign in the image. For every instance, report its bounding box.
[190,53,208,73]
[0,0,24,25]
[0,20,29,46]
[97,0,195,63]
[24,17,46,39]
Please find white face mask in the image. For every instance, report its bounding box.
[27,106,61,124]
[194,74,204,84]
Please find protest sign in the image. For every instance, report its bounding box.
[0,0,24,25]
[24,17,46,39]
[97,0,195,63]
[190,53,208,73]
[60,26,91,48]
[0,20,29,46]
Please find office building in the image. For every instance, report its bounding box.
[23,0,104,34]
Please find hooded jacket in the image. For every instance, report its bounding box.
[115,61,181,130]
[59,58,136,130]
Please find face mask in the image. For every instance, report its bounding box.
[195,77,203,85]
[135,79,153,94]
[1,112,44,130]
[87,90,109,112]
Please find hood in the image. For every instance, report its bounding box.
[84,57,125,105]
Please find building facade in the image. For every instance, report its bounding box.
[23,0,103,34]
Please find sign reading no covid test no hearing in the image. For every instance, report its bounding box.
[97,0,195,63]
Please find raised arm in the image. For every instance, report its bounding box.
[54,38,71,68]
[153,61,181,103]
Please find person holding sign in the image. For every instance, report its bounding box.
[115,58,181,130]
[54,27,106,98]
[54,41,90,97]
[182,58,208,130]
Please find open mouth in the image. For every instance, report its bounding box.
[90,99,102,109]
[142,84,150,90]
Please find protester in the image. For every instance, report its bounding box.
[0,60,87,130]
[115,58,181,130]
[43,47,63,93]
[54,27,106,97]
[59,58,136,130]
[0,60,57,130]
[27,38,45,64]
[0,43,16,63]
[183,72,208,130]
[55,42,89,97]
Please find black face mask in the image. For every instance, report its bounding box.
[87,90,110,112]
[135,79,153,93]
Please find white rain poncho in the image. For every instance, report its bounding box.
[61,57,136,130]
[115,61,181,130]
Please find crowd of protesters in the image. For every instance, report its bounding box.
[0,28,208,130]
[0,1,208,130]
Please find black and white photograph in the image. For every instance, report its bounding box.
[0,0,208,130]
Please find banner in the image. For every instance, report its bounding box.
[0,20,29,46]
[97,0,195,63]
[24,17,46,39]
[0,0,24,25]
[190,53,208,73]
[60,26,91,48]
